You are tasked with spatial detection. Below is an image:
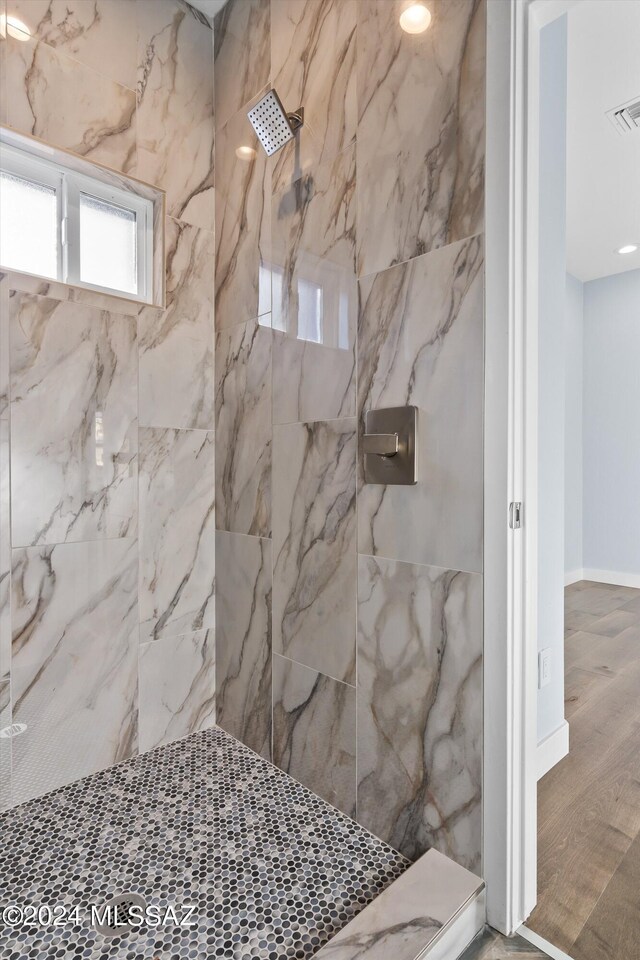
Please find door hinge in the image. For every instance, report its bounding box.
[509,501,522,529]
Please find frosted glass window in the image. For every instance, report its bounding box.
[1,130,156,301]
[79,193,137,294]
[0,170,58,279]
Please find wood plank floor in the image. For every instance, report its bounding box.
[528,580,640,960]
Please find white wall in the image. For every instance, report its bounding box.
[564,273,583,581]
[583,269,640,582]
[537,15,567,744]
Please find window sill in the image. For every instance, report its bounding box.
[1,125,166,310]
[0,267,164,319]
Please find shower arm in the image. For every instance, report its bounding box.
[287,108,304,132]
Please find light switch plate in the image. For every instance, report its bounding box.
[538,648,552,689]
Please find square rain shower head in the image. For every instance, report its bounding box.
[247,89,299,156]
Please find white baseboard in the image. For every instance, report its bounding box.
[537,720,569,780]
[564,569,583,586]
[582,568,640,589]
[564,567,640,589]
[519,924,576,959]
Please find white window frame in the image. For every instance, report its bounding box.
[0,146,64,282]
[0,137,154,303]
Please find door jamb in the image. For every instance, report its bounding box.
[483,0,578,934]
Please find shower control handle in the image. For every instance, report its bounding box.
[362,433,399,457]
[363,406,418,485]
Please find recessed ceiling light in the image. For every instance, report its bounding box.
[235,145,257,162]
[2,14,32,41]
[399,3,432,34]
[616,244,638,255]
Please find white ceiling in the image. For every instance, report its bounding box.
[566,0,640,281]
[189,0,228,20]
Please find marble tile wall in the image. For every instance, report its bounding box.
[356,0,485,277]
[272,419,357,684]
[215,89,272,331]
[215,317,272,537]
[11,537,139,804]
[137,0,214,229]
[4,33,137,173]
[138,219,215,430]
[0,419,9,684]
[272,653,357,815]
[0,0,215,809]
[269,0,357,193]
[271,143,357,425]
[138,629,216,753]
[357,555,483,871]
[10,294,138,548]
[0,1,8,129]
[357,235,484,573]
[0,679,11,810]
[214,0,485,872]
[215,529,272,759]
[138,427,215,643]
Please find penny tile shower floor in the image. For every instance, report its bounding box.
[0,726,408,959]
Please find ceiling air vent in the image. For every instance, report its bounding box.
[606,96,640,136]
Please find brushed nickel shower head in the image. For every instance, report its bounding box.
[247,89,304,156]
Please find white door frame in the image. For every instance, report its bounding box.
[484,0,578,935]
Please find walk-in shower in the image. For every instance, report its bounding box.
[0,0,489,956]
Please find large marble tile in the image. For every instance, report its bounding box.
[357,554,483,870]
[0,276,8,417]
[11,537,138,804]
[272,654,356,817]
[5,35,136,173]
[356,0,485,277]
[9,0,138,89]
[214,0,270,131]
[315,849,483,960]
[273,419,356,684]
[0,419,9,681]
[0,5,7,126]
[137,0,214,229]
[215,318,271,537]
[215,91,271,331]
[0,679,10,810]
[270,0,357,192]
[357,235,484,573]
[272,144,356,424]
[10,292,137,548]
[138,629,215,752]
[139,218,214,430]
[215,530,272,760]
[138,427,215,643]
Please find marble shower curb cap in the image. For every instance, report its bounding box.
[315,848,484,960]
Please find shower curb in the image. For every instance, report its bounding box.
[314,848,485,959]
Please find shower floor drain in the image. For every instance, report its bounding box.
[93,892,147,937]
